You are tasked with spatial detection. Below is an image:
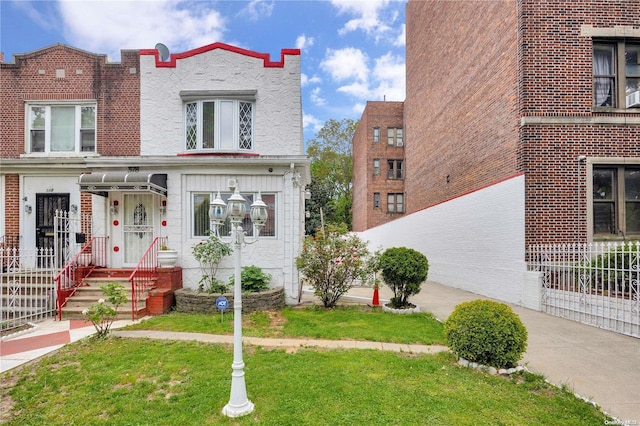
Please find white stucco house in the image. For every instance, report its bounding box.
[79,42,310,304]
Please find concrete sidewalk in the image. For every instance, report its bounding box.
[342,281,640,422]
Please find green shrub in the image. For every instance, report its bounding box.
[229,265,271,293]
[378,247,429,308]
[296,223,376,308]
[444,300,528,369]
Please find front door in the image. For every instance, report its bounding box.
[122,194,154,266]
[36,193,69,267]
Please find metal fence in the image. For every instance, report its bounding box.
[1,248,57,332]
[527,242,640,338]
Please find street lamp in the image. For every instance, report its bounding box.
[210,185,268,418]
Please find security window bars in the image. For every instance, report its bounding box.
[28,104,96,153]
[184,99,254,151]
[593,166,640,237]
[387,160,403,179]
[193,192,275,238]
[593,41,640,108]
[387,193,404,213]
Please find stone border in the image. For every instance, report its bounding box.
[457,357,526,376]
[382,303,420,314]
[174,287,285,314]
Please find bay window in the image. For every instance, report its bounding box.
[185,99,254,151]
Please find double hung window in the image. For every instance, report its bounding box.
[593,41,640,108]
[387,193,404,213]
[593,166,640,238]
[387,128,404,146]
[185,99,254,151]
[387,160,404,179]
[373,159,380,175]
[27,104,96,153]
[192,192,275,238]
[373,192,380,209]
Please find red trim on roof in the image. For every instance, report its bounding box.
[176,152,260,157]
[140,42,300,68]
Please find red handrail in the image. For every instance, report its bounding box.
[128,236,167,320]
[55,236,108,320]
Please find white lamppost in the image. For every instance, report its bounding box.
[209,185,268,418]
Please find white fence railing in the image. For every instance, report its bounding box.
[527,242,640,338]
[1,248,57,332]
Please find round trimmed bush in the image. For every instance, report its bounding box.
[444,299,528,369]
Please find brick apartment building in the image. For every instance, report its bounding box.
[1,42,309,305]
[352,101,405,231]
[355,0,640,308]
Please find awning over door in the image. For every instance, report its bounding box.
[79,172,167,197]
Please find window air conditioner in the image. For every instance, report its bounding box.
[397,141,404,147]
[626,90,640,108]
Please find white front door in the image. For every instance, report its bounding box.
[122,194,154,266]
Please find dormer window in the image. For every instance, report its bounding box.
[184,99,254,152]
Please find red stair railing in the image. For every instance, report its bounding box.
[128,237,166,320]
[55,236,108,320]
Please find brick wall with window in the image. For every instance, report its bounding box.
[406,0,640,245]
[0,44,140,158]
[352,101,404,231]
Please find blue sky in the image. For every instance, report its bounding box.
[0,0,406,144]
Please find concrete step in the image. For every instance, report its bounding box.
[61,304,146,320]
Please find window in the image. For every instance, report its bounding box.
[193,192,275,238]
[593,166,640,238]
[373,192,380,209]
[387,193,404,213]
[373,159,380,175]
[387,128,404,146]
[185,100,253,151]
[593,41,640,108]
[27,104,96,153]
[387,160,403,179]
[373,127,379,143]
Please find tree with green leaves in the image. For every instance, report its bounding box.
[305,118,357,234]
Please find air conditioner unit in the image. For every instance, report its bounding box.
[626,90,640,108]
[397,141,404,147]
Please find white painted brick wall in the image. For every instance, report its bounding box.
[357,175,535,308]
[140,49,302,156]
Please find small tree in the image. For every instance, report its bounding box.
[192,232,233,293]
[297,224,374,308]
[378,247,429,309]
[82,282,128,339]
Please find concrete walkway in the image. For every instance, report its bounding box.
[1,281,638,421]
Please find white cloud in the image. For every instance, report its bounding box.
[370,52,405,101]
[336,81,370,99]
[301,73,322,87]
[394,23,406,47]
[239,0,275,21]
[331,0,391,36]
[310,87,326,106]
[303,113,324,134]
[296,34,314,50]
[320,47,369,83]
[57,1,226,61]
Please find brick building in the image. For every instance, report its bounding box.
[356,0,640,308]
[352,101,405,231]
[1,42,310,305]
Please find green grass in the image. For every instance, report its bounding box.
[1,307,611,425]
[124,305,447,345]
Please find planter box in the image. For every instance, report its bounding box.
[175,287,285,314]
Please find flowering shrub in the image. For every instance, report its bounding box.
[296,224,376,308]
[192,232,233,293]
[82,282,128,339]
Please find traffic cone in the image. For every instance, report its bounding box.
[371,285,380,307]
